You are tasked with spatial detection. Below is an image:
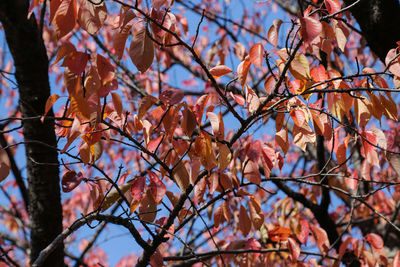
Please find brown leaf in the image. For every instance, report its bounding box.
[0,148,11,182]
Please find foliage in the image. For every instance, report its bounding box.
[1,0,400,266]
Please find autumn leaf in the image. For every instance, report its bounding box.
[288,237,300,262]
[149,172,166,204]
[129,28,155,73]
[113,24,132,59]
[267,19,283,47]
[268,225,292,242]
[237,56,251,88]
[130,177,146,213]
[52,0,77,39]
[78,0,108,35]
[173,161,189,192]
[209,65,232,78]
[299,16,322,44]
[239,205,252,236]
[310,225,330,254]
[249,43,264,68]
[366,233,384,250]
[0,148,11,182]
[101,183,132,211]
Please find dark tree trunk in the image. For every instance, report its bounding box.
[0,1,64,266]
[344,0,400,62]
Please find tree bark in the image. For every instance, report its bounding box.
[0,1,64,266]
[343,0,400,62]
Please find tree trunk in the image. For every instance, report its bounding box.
[0,1,64,266]
[343,0,400,62]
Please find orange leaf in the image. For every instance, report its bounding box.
[275,128,289,155]
[129,28,154,72]
[237,56,251,88]
[181,106,197,137]
[267,19,283,47]
[218,143,232,171]
[42,94,60,122]
[209,65,232,78]
[53,42,76,66]
[268,226,292,242]
[249,43,264,68]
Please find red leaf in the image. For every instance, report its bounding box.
[297,219,309,245]
[288,237,300,262]
[111,92,123,117]
[61,170,83,192]
[113,24,132,59]
[159,88,184,105]
[246,84,260,113]
[325,0,341,15]
[149,172,166,203]
[129,28,154,72]
[366,233,384,250]
[299,16,322,44]
[52,0,77,39]
[96,54,115,84]
[230,92,245,106]
[130,177,146,202]
[148,136,163,153]
[310,225,330,254]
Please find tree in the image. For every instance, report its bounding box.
[1,0,400,266]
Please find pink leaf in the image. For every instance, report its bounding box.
[366,233,384,250]
[299,16,322,44]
